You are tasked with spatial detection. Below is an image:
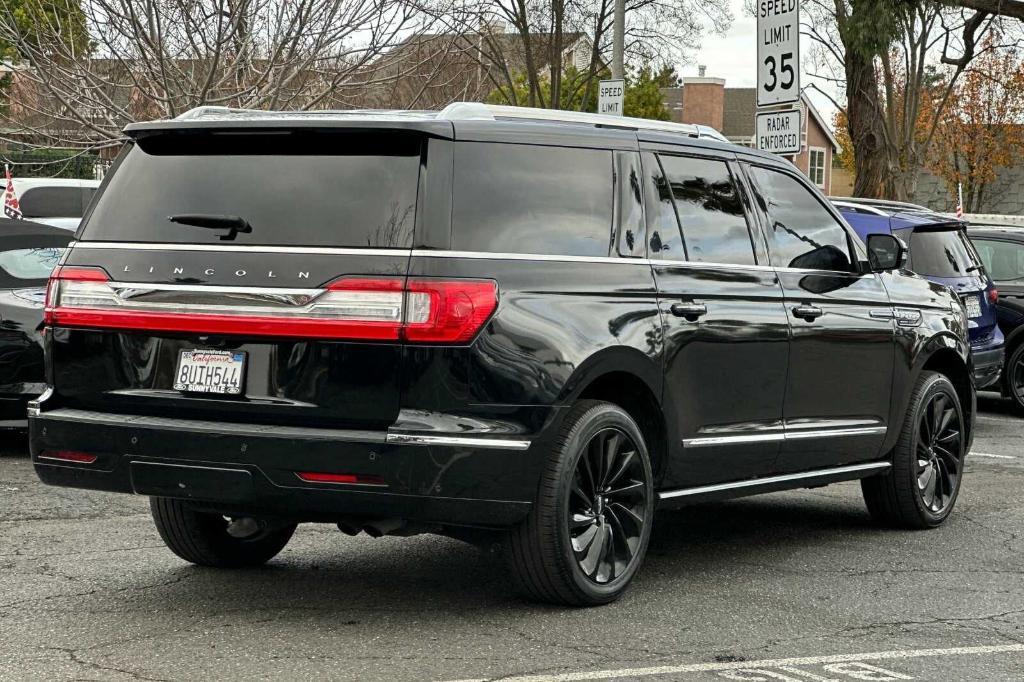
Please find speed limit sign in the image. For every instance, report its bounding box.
[757,0,800,106]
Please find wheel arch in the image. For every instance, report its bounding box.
[916,343,974,450]
[558,348,670,485]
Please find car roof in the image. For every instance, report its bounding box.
[967,224,1024,239]
[11,178,100,189]
[832,200,962,230]
[122,102,776,161]
[0,217,76,240]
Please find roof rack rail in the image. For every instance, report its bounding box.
[437,101,703,137]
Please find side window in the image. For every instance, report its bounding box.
[658,155,755,265]
[641,152,685,260]
[615,151,645,257]
[452,143,613,257]
[19,187,86,219]
[972,238,1024,282]
[748,166,854,272]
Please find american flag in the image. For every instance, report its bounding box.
[4,165,21,220]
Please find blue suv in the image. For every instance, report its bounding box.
[835,199,1004,390]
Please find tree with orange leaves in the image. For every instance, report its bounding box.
[926,45,1024,213]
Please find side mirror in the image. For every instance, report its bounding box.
[866,233,908,272]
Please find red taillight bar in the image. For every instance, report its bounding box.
[44,269,497,344]
[39,450,98,464]
[296,472,386,486]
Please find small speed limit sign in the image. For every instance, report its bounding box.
[757,0,800,106]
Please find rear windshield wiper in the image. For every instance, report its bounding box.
[167,214,252,241]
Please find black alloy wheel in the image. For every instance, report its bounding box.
[569,427,649,584]
[915,392,962,515]
[862,371,966,529]
[504,400,655,606]
[1005,344,1024,412]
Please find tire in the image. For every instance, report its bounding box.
[149,497,297,568]
[862,371,966,529]
[504,400,655,606]
[1002,343,1024,413]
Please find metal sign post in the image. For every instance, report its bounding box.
[598,79,625,116]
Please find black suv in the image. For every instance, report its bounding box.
[32,104,974,606]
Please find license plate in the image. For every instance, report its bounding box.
[173,350,246,395]
[964,295,982,319]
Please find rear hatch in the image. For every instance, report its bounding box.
[902,224,999,345]
[47,127,428,429]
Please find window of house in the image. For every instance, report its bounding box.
[748,165,854,272]
[808,147,826,188]
[658,154,756,265]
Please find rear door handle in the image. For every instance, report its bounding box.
[792,304,823,322]
[671,302,707,321]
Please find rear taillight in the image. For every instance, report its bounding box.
[44,268,497,344]
[296,472,386,486]
[989,287,999,304]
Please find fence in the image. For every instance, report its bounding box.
[1,149,102,179]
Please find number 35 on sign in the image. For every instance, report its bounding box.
[757,0,800,106]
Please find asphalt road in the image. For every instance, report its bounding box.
[1,395,1022,681]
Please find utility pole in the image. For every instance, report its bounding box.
[612,0,624,79]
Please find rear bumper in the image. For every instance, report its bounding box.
[30,408,538,527]
[971,346,1004,389]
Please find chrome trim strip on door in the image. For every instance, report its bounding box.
[683,426,887,448]
[657,461,892,500]
[72,242,410,257]
[385,433,532,450]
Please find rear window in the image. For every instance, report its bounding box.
[908,229,981,277]
[20,187,86,219]
[452,142,613,257]
[80,132,422,248]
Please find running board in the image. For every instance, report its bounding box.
[657,461,891,505]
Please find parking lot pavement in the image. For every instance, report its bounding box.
[0,396,1021,682]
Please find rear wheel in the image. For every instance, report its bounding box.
[505,400,654,606]
[1003,343,1024,413]
[150,497,297,567]
[862,371,965,529]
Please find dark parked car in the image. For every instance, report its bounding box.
[835,200,1003,390]
[966,224,1024,410]
[0,219,72,427]
[32,104,974,606]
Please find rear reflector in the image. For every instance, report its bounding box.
[296,472,386,486]
[39,450,98,464]
[44,268,497,344]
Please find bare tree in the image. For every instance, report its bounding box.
[804,0,1023,199]
[0,0,456,153]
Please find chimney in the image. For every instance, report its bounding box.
[698,64,707,78]
[680,75,726,131]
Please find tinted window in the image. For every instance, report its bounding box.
[908,229,982,278]
[452,143,613,257]
[659,155,754,265]
[749,166,853,271]
[81,133,421,247]
[20,187,84,219]
[642,153,685,260]
[615,151,645,257]
[973,238,1024,282]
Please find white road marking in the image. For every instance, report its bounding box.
[970,452,1017,459]
[441,643,1024,682]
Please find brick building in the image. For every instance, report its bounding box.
[661,77,841,193]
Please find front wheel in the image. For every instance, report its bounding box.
[862,371,966,529]
[504,400,654,606]
[150,497,297,567]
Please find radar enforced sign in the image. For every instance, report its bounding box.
[756,109,802,155]
[758,0,800,106]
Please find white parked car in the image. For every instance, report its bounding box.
[9,178,101,231]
